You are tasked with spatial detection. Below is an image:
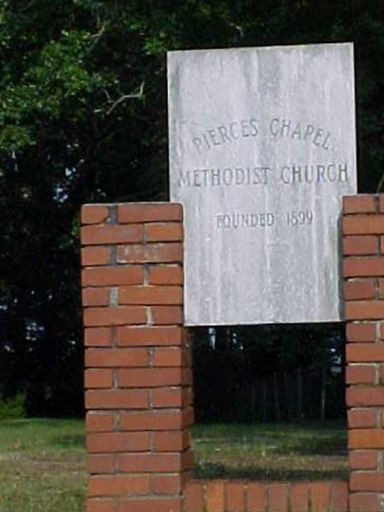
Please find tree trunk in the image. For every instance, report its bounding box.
[321,366,326,421]
[296,368,303,419]
[273,372,281,421]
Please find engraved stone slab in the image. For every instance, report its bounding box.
[168,43,357,326]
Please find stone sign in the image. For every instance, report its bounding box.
[168,43,357,326]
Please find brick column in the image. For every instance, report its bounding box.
[343,194,384,512]
[81,203,193,512]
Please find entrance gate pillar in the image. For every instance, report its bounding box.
[343,195,384,512]
[81,202,192,512]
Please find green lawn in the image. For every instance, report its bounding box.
[0,419,85,512]
[193,421,348,481]
[0,419,347,511]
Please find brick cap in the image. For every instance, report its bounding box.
[82,201,183,207]
[343,195,377,214]
[117,201,183,207]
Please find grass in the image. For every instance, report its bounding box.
[192,421,348,481]
[0,419,85,512]
[0,418,347,510]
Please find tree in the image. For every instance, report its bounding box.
[0,0,383,415]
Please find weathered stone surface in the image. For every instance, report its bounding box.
[168,43,357,325]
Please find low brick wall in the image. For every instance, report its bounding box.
[184,480,347,512]
[80,197,384,512]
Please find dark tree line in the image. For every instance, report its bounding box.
[192,324,345,423]
[0,0,383,416]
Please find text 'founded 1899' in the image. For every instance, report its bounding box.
[168,44,357,326]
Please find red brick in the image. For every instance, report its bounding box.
[87,498,115,512]
[118,368,183,388]
[183,387,194,407]
[349,430,384,449]
[82,247,111,266]
[117,243,182,264]
[153,348,183,367]
[350,472,384,491]
[146,222,183,242]
[268,483,288,512]
[85,348,148,367]
[343,194,376,214]
[378,278,384,298]
[88,475,150,497]
[247,483,266,512]
[346,365,376,384]
[81,224,143,245]
[184,481,204,512]
[347,344,384,362]
[118,203,182,223]
[380,365,384,384]
[330,481,348,512]
[83,288,110,307]
[226,482,245,512]
[349,450,378,469]
[380,195,384,213]
[119,286,182,305]
[344,258,384,277]
[347,323,377,342]
[148,265,183,285]
[82,205,110,225]
[343,236,378,255]
[85,328,113,347]
[348,409,377,429]
[88,454,115,474]
[345,301,384,320]
[153,430,190,451]
[119,409,193,431]
[290,483,309,512]
[347,387,384,406]
[310,482,330,512]
[85,369,113,389]
[116,453,183,473]
[183,368,193,386]
[344,195,377,214]
[151,474,182,495]
[206,481,225,512]
[86,412,114,432]
[183,348,193,368]
[82,267,144,286]
[84,306,146,327]
[343,215,384,235]
[151,306,183,325]
[116,326,183,346]
[87,432,150,453]
[179,449,193,471]
[349,492,380,512]
[117,498,182,512]
[152,388,183,408]
[344,280,375,300]
[85,389,148,409]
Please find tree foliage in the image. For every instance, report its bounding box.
[0,0,383,415]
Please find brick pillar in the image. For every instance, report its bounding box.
[343,194,384,512]
[81,203,193,512]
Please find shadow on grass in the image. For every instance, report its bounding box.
[0,419,37,429]
[194,462,348,481]
[53,434,85,448]
[193,422,347,457]
[285,438,347,456]
[194,436,346,457]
